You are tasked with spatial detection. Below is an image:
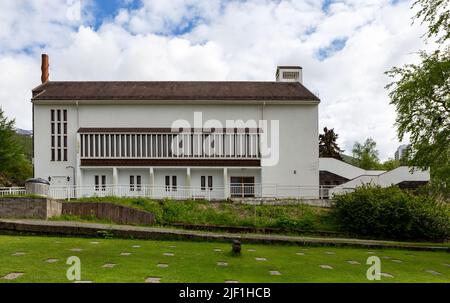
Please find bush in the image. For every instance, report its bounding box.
[331,185,450,240]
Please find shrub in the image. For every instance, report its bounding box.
[331,185,450,240]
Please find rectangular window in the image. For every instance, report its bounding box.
[95,175,99,191]
[172,176,177,191]
[201,176,206,191]
[208,176,213,190]
[136,176,142,191]
[102,175,106,191]
[165,176,170,191]
[130,176,135,191]
[50,109,68,162]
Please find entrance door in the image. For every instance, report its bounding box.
[230,177,255,198]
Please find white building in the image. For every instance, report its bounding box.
[319,157,430,196]
[394,144,409,161]
[32,55,320,199]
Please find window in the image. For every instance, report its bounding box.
[172,176,177,191]
[201,176,213,191]
[165,176,170,191]
[136,176,142,191]
[201,176,206,191]
[130,176,135,191]
[165,176,177,192]
[208,176,213,190]
[51,109,68,162]
[95,175,106,191]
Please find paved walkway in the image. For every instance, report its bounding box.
[0,219,448,251]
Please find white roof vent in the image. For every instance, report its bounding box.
[276,66,303,83]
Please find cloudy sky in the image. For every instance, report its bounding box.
[0,0,429,160]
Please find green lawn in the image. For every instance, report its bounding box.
[0,235,449,283]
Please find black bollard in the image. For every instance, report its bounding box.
[232,240,241,255]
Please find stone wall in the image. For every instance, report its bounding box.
[0,198,62,219]
[61,202,155,225]
[232,198,333,208]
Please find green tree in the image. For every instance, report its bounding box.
[380,159,401,171]
[351,138,381,170]
[0,107,32,186]
[386,0,450,186]
[319,127,343,160]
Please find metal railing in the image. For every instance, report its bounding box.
[47,184,339,200]
[0,187,26,197]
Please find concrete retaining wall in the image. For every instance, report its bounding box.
[232,198,332,207]
[61,202,155,225]
[0,198,61,219]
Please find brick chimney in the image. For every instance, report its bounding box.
[41,54,49,83]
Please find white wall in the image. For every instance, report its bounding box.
[33,104,78,185]
[261,104,319,187]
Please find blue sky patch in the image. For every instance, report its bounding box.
[316,37,348,60]
[90,0,141,29]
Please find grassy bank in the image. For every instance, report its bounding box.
[66,196,337,232]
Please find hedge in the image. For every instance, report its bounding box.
[331,185,450,240]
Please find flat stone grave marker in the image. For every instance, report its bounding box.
[90,241,100,245]
[54,241,62,244]
[70,248,83,252]
[319,265,333,269]
[45,258,59,263]
[247,249,256,252]
[163,252,174,257]
[325,251,335,255]
[224,280,239,283]
[102,263,116,268]
[367,251,375,254]
[425,270,442,275]
[443,264,450,267]
[12,252,26,256]
[145,277,161,283]
[157,263,169,268]
[255,257,267,261]
[169,245,176,248]
[213,248,222,252]
[296,252,305,256]
[269,271,281,276]
[132,245,141,248]
[2,273,23,280]
[391,259,403,263]
[74,280,92,283]
[217,261,228,267]
[120,252,131,256]
[347,260,360,265]
[380,272,394,278]
[382,256,391,259]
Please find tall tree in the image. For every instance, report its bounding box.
[386,0,450,186]
[319,127,343,160]
[0,107,32,186]
[351,138,381,170]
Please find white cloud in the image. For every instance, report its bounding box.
[0,0,429,160]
